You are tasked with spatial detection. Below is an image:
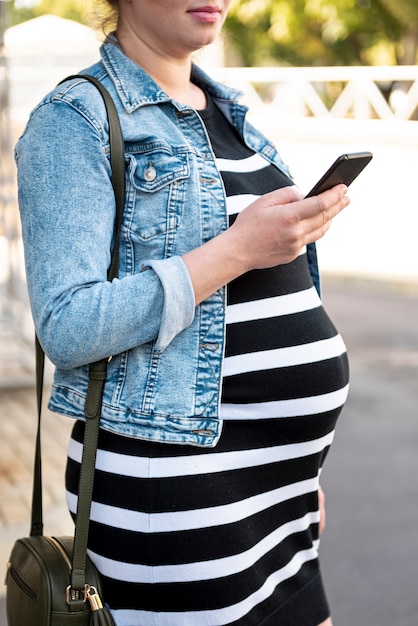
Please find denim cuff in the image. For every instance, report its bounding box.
[143,256,196,351]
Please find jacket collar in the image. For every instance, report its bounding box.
[100,35,242,113]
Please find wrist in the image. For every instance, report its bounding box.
[182,229,249,305]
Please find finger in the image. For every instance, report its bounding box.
[300,184,349,220]
[305,189,350,240]
[310,183,348,203]
[260,185,304,208]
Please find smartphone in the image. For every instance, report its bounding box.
[305,151,373,198]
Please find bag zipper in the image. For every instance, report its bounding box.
[45,537,84,606]
[45,537,72,572]
[46,537,103,610]
[45,537,105,611]
[6,562,38,602]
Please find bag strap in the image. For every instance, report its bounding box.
[30,74,125,599]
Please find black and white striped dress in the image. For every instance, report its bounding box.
[66,95,349,626]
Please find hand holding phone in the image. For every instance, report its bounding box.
[305,151,373,198]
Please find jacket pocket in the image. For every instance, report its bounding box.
[126,145,190,241]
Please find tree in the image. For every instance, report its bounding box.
[224,0,405,66]
[32,0,96,23]
[377,0,418,64]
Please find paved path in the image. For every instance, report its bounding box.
[318,276,418,626]
[1,275,417,625]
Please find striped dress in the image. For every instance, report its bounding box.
[65,94,349,625]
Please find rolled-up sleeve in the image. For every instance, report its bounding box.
[143,256,196,352]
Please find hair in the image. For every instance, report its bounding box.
[93,0,120,36]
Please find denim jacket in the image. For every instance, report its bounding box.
[16,39,320,447]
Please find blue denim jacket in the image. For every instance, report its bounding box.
[16,39,320,447]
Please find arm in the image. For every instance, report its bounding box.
[17,95,194,368]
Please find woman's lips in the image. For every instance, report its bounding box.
[188,6,222,23]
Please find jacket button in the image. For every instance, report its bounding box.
[193,429,214,437]
[144,163,157,182]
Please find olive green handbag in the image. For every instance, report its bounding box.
[5,75,125,626]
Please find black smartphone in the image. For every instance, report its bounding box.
[305,151,373,198]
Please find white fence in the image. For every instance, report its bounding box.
[211,65,418,121]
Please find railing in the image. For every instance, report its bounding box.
[6,64,418,126]
[211,65,418,121]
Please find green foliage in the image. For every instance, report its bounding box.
[32,0,96,23]
[225,0,410,66]
[377,0,418,64]
[378,0,418,24]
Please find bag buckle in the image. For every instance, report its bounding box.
[65,584,89,605]
[65,584,104,611]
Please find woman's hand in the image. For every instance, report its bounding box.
[227,184,349,272]
[183,184,349,305]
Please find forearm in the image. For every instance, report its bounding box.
[182,228,248,305]
[34,271,163,368]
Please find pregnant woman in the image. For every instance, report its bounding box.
[16,1,349,624]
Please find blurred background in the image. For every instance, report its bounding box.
[0,1,417,624]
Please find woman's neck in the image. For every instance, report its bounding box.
[116,28,206,109]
